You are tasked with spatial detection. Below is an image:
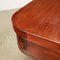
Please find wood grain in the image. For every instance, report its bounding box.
[12,0,60,60]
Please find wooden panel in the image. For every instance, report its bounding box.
[12,0,60,60]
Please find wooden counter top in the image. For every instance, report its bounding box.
[12,0,60,60]
[12,0,60,44]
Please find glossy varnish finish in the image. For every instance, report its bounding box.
[12,0,60,60]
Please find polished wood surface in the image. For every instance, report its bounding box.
[12,0,60,60]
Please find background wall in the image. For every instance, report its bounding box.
[0,0,32,11]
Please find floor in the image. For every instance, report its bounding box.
[0,9,33,60]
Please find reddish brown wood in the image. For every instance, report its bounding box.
[12,0,60,60]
